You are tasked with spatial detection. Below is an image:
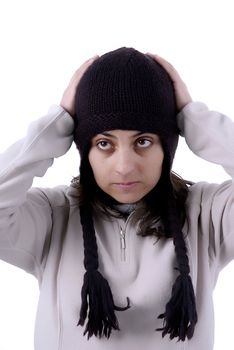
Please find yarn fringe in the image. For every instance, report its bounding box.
[157,273,197,341]
[78,270,130,339]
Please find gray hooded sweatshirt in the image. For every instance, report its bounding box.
[0,102,234,350]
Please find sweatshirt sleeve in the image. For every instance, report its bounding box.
[177,101,234,179]
[177,102,234,271]
[0,105,74,279]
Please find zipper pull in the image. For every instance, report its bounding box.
[120,226,126,261]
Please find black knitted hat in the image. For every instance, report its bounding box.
[75,47,178,169]
[74,47,197,341]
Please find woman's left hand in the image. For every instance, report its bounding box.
[147,53,192,111]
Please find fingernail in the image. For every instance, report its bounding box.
[91,54,99,60]
[146,52,156,58]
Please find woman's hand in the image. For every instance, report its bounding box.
[60,55,99,116]
[147,53,192,111]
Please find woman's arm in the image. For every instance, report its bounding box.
[150,54,234,271]
[0,106,74,278]
[0,105,74,208]
[148,53,234,177]
[0,57,97,279]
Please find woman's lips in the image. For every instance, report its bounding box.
[112,182,140,191]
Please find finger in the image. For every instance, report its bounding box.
[146,52,173,69]
[146,53,181,83]
[80,54,99,69]
[80,55,99,69]
[74,55,99,76]
[69,55,99,86]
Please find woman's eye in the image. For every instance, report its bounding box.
[96,140,112,150]
[137,138,152,148]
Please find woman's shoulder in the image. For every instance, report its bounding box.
[28,184,80,208]
[187,179,233,206]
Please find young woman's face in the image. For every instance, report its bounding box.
[88,130,164,204]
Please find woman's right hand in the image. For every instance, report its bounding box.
[60,55,99,117]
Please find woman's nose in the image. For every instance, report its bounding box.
[114,149,136,176]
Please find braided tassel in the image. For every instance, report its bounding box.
[157,180,197,341]
[157,273,197,341]
[78,270,130,339]
[78,204,130,339]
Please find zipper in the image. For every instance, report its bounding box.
[118,210,137,262]
[119,226,126,261]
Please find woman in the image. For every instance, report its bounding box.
[0,47,233,350]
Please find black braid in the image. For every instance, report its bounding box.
[157,180,197,341]
[79,204,98,271]
[78,203,130,339]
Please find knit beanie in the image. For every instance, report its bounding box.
[74,47,197,341]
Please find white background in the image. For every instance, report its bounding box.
[0,0,234,349]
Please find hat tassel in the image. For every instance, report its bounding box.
[157,272,197,341]
[78,270,130,339]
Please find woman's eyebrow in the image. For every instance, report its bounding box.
[100,132,116,138]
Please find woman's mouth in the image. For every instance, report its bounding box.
[113,182,140,191]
